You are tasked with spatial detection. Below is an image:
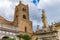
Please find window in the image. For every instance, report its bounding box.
[25,27,27,32]
[23,15,26,19]
[23,8,26,12]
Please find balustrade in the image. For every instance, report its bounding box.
[0,22,19,31]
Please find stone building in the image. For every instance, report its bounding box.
[51,22,60,40]
[0,1,60,40]
[32,10,59,40]
[0,1,33,40]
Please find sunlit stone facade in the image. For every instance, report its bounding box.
[0,1,33,40]
[0,22,19,40]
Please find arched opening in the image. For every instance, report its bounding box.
[23,15,26,19]
[23,8,26,12]
[2,36,9,40]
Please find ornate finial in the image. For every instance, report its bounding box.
[51,22,56,31]
[42,9,46,17]
[42,9,45,13]
[52,22,54,25]
[19,1,22,4]
[37,25,39,29]
[36,25,40,32]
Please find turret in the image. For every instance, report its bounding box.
[51,23,56,31]
[41,9,48,28]
[36,25,40,32]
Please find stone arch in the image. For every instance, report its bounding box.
[23,15,26,19]
[2,36,9,40]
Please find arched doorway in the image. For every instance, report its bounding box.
[2,36,9,40]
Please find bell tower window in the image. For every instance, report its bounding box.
[23,15,26,19]
[23,8,26,12]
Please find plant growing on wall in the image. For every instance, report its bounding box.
[6,37,15,40]
[17,34,31,40]
[23,34,30,40]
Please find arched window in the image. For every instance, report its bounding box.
[23,8,26,12]
[23,15,26,19]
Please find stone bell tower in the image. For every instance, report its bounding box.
[41,9,48,28]
[14,1,33,34]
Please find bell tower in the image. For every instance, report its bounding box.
[41,9,48,28]
[14,1,33,34]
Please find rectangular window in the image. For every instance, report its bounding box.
[25,27,27,32]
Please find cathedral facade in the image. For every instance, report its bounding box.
[0,1,33,40]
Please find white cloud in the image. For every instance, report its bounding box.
[0,0,15,21]
[0,0,12,7]
[37,0,60,8]
[38,0,60,25]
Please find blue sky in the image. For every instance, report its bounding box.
[0,0,60,31]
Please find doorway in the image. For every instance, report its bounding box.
[2,36,9,40]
